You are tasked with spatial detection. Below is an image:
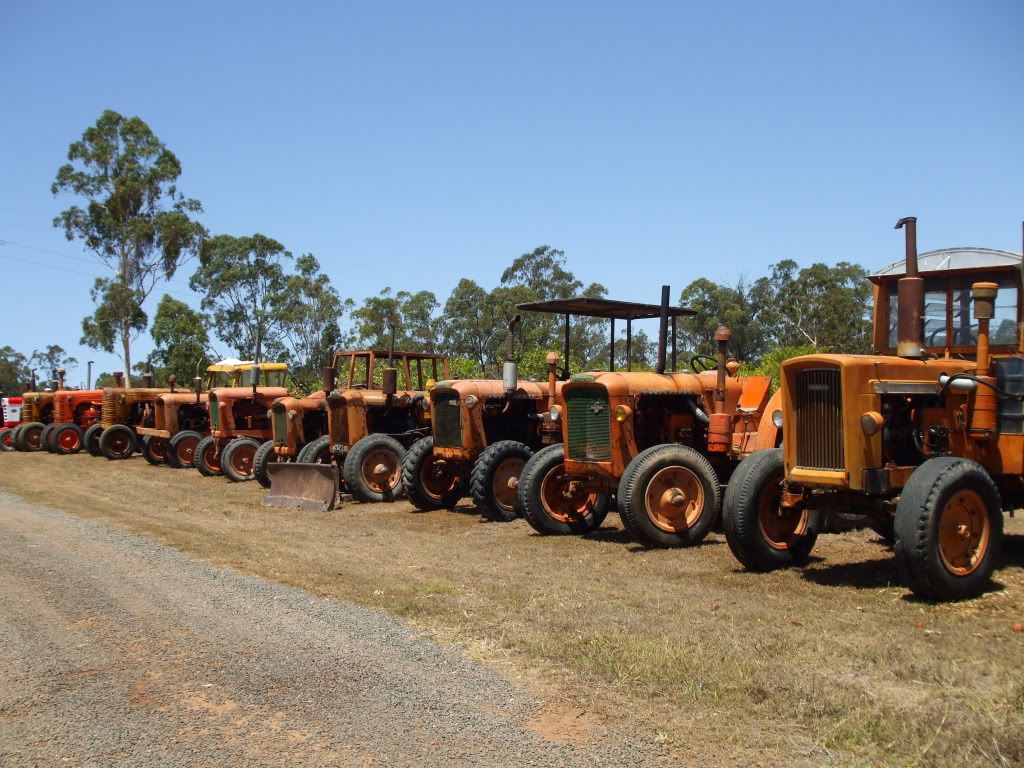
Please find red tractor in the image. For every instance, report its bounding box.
[0,395,22,451]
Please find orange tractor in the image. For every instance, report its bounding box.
[38,368,103,454]
[723,217,1024,601]
[87,372,171,460]
[11,390,55,452]
[194,362,289,482]
[263,351,448,509]
[516,287,780,544]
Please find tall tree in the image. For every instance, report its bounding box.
[678,277,766,362]
[352,288,441,351]
[147,294,212,381]
[52,110,206,383]
[0,347,30,394]
[190,234,291,362]
[29,345,79,382]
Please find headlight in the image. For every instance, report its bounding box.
[771,409,783,428]
[615,405,631,422]
[548,405,561,421]
[465,395,478,409]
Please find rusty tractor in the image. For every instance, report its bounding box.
[12,389,55,452]
[263,351,448,510]
[38,368,103,455]
[515,287,780,544]
[88,372,171,460]
[723,217,1024,601]
[193,362,289,482]
[0,394,23,451]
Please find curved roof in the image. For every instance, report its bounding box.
[873,247,1021,278]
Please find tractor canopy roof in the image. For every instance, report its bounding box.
[517,296,694,320]
[870,248,1021,281]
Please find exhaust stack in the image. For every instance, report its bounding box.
[656,285,670,374]
[503,315,521,396]
[894,217,924,358]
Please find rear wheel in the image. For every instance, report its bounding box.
[222,437,260,482]
[618,444,720,547]
[723,449,819,571]
[894,457,1002,601]
[471,440,533,522]
[83,424,104,457]
[343,434,407,503]
[53,423,84,455]
[99,424,137,460]
[15,422,45,452]
[194,435,223,477]
[253,440,280,489]
[141,436,169,466]
[0,428,14,452]
[517,444,609,535]
[168,430,202,468]
[402,436,466,511]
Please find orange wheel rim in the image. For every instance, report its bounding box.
[150,440,167,460]
[230,444,256,474]
[1,433,10,448]
[938,490,990,576]
[362,448,400,493]
[176,437,198,464]
[756,468,808,550]
[58,430,80,451]
[205,443,221,471]
[492,457,525,512]
[539,462,597,524]
[419,456,460,500]
[643,466,704,532]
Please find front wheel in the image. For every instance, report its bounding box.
[0,428,14,451]
[222,437,260,482]
[517,444,609,535]
[42,423,59,452]
[343,434,407,503]
[722,448,819,571]
[617,443,720,548]
[402,436,466,511]
[894,457,1002,601]
[141,436,169,466]
[83,424,104,457]
[100,424,137,460]
[15,422,44,452]
[195,435,223,477]
[253,440,281,489]
[53,423,84,455]
[471,440,533,522]
[168,430,202,468]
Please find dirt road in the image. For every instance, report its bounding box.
[0,490,662,767]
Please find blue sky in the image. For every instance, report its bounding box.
[2,1,1022,384]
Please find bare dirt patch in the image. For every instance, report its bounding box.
[1,451,1022,767]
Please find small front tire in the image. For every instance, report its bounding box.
[517,444,609,535]
[343,434,407,503]
[84,424,104,457]
[402,436,466,511]
[222,437,261,482]
[195,435,223,477]
[99,424,137,460]
[53,423,84,455]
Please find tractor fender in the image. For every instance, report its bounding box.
[752,388,783,450]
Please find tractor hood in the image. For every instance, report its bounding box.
[271,393,326,414]
[431,379,555,402]
[208,386,289,403]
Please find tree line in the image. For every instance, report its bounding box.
[0,110,873,395]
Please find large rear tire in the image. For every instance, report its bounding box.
[141,435,169,466]
[517,444,609,535]
[402,436,466,511]
[343,434,407,503]
[470,440,533,522]
[53,423,84,455]
[893,457,1002,601]
[723,448,819,571]
[618,444,720,547]
[168,430,202,468]
[222,437,260,482]
[15,422,45,452]
[83,424,104,457]
[99,424,137,460]
[253,440,280,489]
[194,435,223,477]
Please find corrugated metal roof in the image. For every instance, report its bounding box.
[873,248,1022,278]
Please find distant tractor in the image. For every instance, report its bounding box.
[723,217,1024,601]
[12,390,55,452]
[263,351,448,509]
[193,363,290,482]
[0,395,23,451]
[39,368,103,455]
[516,288,780,544]
[89,372,171,460]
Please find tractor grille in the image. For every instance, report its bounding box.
[22,397,36,423]
[101,389,119,428]
[54,397,70,423]
[273,407,288,445]
[432,391,462,448]
[209,394,219,430]
[565,386,611,462]
[793,367,844,470]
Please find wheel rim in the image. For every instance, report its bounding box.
[57,429,80,452]
[643,465,704,532]
[176,436,199,465]
[938,490,990,576]
[756,468,808,550]
[149,439,168,461]
[107,432,132,457]
[539,462,598,523]
[492,457,525,512]
[361,448,401,493]
[1,432,11,449]
[25,427,43,450]
[230,443,256,476]
[419,455,460,500]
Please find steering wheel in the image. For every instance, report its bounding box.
[690,355,717,373]
[350,383,368,389]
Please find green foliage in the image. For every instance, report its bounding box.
[147,294,211,381]
[737,345,817,391]
[52,110,206,381]
[352,288,441,352]
[190,233,291,362]
[445,357,479,380]
[679,277,765,362]
[29,345,78,382]
[93,372,118,388]
[0,347,30,394]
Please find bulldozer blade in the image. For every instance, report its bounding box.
[262,462,339,511]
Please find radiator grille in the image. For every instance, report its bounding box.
[101,390,119,428]
[208,393,220,430]
[54,396,70,423]
[22,397,36,423]
[565,386,611,462]
[432,391,462,448]
[273,407,288,446]
[793,367,844,470]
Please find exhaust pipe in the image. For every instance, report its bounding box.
[113,371,124,388]
[56,368,65,391]
[707,325,732,453]
[656,285,669,374]
[321,366,337,394]
[168,374,177,393]
[142,371,155,388]
[194,376,202,403]
[382,319,398,396]
[504,315,521,396]
[894,217,924,358]
[250,364,261,396]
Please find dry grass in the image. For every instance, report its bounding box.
[2,451,1023,766]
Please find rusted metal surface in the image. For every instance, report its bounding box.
[262,462,339,511]
[894,216,925,359]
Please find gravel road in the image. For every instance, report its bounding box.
[0,491,665,767]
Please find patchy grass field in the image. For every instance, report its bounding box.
[1,451,1022,767]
